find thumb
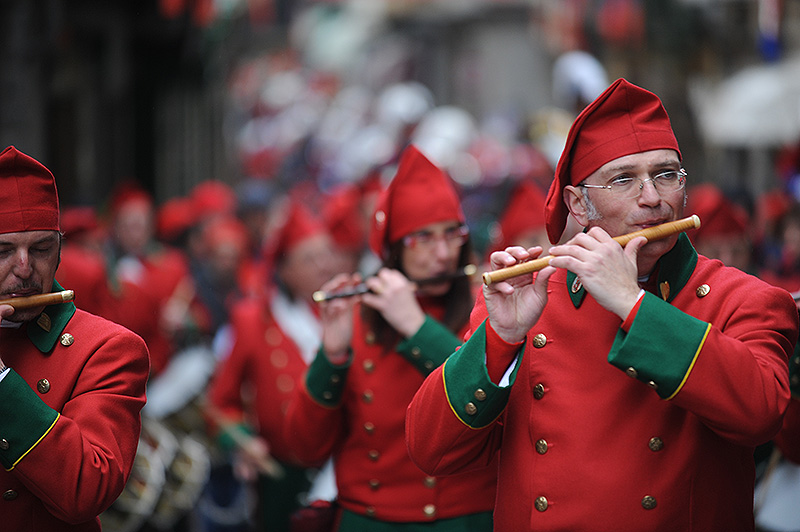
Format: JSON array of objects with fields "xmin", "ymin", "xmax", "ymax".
[{"xmin": 624, "ymin": 236, "xmax": 648, "ymax": 264}]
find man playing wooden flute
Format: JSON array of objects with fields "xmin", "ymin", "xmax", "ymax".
[
  {"xmin": 0, "ymin": 146, "xmax": 149, "ymax": 531},
  {"xmin": 405, "ymin": 78, "xmax": 799, "ymax": 531}
]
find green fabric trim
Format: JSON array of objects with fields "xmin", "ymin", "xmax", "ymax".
[
  {"xmin": 655, "ymin": 233, "xmax": 698, "ymax": 303},
  {"xmin": 217, "ymin": 422, "xmax": 255, "ymax": 454},
  {"xmin": 305, "ymin": 347, "xmax": 351, "ymax": 407},
  {"xmin": 0, "ymin": 370, "xmax": 60, "ymax": 470},
  {"xmin": 338, "ymin": 508, "xmax": 493, "ymax": 531},
  {"xmin": 396, "ymin": 316, "xmax": 461, "ymax": 376},
  {"xmin": 442, "ymin": 320, "xmax": 519, "ymax": 428},
  {"xmin": 565, "ymin": 233, "xmax": 698, "ymax": 307},
  {"xmin": 27, "ymin": 280, "xmax": 77, "ymax": 353},
  {"xmin": 608, "ymin": 292, "xmax": 709, "ymax": 399}
]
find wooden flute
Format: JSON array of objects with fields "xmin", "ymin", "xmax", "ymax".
[
  {"xmin": 313, "ymin": 264, "xmax": 478, "ymax": 303},
  {"xmin": 0, "ymin": 290, "xmax": 75, "ymax": 310},
  {"xmin": 482, "ymin": 215, "xmax": 701, "ymax": 286}
]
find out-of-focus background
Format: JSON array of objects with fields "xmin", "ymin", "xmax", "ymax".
[{"xmin": 7, "ymin": 1, "xmax": 800, "ymax": 531}]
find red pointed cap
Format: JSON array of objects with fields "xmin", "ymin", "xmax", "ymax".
[
  {"xmin": 0, "ymin": 146, "xmax": 60, "ymax": 234},
  {"xmin": 545, "ymin": 78, "xmax": 681, "ymax": 243},
  {"xmin": 369, "ymin": 144, "xmax": 464, "ymax": 259},
  {"xmin": 494, "ymin": 181, "xmax": 546, "ymax": 251}
]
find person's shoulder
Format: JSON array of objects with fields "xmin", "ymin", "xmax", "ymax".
[
  {"xmin": 70, "ymin": 308, "xmax": 147, "ymax": 343},
  {"xmin": 695, "ymin": 254, "xmax": 794, "ymax": 301}
]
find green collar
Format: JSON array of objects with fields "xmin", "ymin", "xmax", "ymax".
[
  {"xmin": 27, "ymin": 280, "xmax": 77, "ymax": 353},
  {"xmin": 567, "ymin": 233, "xmax": 698, "ymax": 308}
]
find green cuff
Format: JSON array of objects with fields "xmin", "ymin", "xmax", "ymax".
[
  {"xmin": 217, "ymin": 422, "xmax": 254, "ymax": 454},
  {"xmin": 442, "ymin": 320, "xmax": 519, "ymax": 428},
  {"xmin": 397, "ymin": 316, "xmax": 461, "ymax": 375},
  {"xmin": 306, "ymin": 347, "xmax": 351, "ymax": 407},
  {"xmin": 608, "ymin": 292, "xmax": 710, "ymax": 399},
  {"xmin": 0, "ymin": 370, "xmax": 59, "ymax": 470}
]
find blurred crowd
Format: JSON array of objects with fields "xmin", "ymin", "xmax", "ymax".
[{"xmin": 48, "ymin": 46, "xmax": 800, "ymax": 532}]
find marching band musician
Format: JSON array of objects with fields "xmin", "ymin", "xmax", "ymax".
[
  {"xmin": 283, "ymin": 144, "xmax": 497, "ymax": 531},
  {"xmin": 0, "ymin": 146, "xmax": 149, "ymax": 531},
  {"xmin": 405, "ymin": 79, "xmax": 799, "ymax": 531},
  {"xmin": 206, "ymin": 201, "xmax": 339, "ymax": 532}
]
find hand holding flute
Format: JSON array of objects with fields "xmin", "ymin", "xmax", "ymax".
[{"xmin": 484, "ymin": 216, "xmax": 700, "ymax": 344}]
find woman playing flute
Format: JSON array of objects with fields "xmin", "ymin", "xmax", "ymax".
[{"xmin": 284, "ymin": 145, "xmax": 496, "ymax": 531}]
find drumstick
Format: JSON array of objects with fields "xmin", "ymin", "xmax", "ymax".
[
  {"xmin": 0, "ymin": 290, "xmax": 75, "ymax": 310},
  {"xmin": 482, "ymin": 215, "xmax": 701, "ymax": 285}
]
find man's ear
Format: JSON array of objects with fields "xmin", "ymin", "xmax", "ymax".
[{"xmin": 563, "ymin": 185, "xmax": 589, "ymax": 226}]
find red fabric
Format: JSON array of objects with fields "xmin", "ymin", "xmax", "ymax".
[
  {"xmin": 284, "ymin": 300, "xmax": 497, "ymax": 522},
  {"xmin": 191, "ymin": 180, "xmax": 237, "ymax": 219},
  {"xmin": 685, "ymin": 184, "xmax": 749, "ymax": 241},
  {"xmin": 208, "ymin": 295, "xmax": 319, "ymax": 465},
  {"xmin": 775, "ymin": 398, "xmax": 800, "ymax": 464},
  {"xmin": 545, "ymin": 78, "xmax": 681, "ymax": 244},
  {"xmin": 0, "ymin": 310, "xmax": 149, "ymax": 531},
  {"xmin": 156, "ymin": 196, "xmax": 198, "ymax": 242},
  {"xmin": 485, "ymin": 319, "xmax": 523, "ymax": 383},
  {"xmin": 369, "ymin": 145, "xmax": 464, "ymax": 259},
  {"xmin": 267, "ymin": 201, "xmax": 325, "ymax": 264},
  {"xmin": 407, "ymin": 256, "xmax": 796, "ymax": 531},
  {"xmin": 493, "ymin": 180, "xmax": 547, "ymax": 252},
  {"xmin": 0, "ymin": 146, "xmax": 60, "ymax": 234}
]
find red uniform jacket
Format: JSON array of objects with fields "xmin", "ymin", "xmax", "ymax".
[
  {"xmin": 0, "ymin": 292, "xmax": 149, "ymax": 531},
  {"xmin": 407, "ymin": 235, "xmax": 798, "ymax": 532},
  {"xmin": 284, "ymin": 297, "xmax": 497, "ymax": 523},
  {"xmin": 208, "ymin": 292, "xmax": 318, "ymax": 464}
]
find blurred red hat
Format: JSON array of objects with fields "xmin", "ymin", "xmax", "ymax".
[
  {"xmin": 369, "ymin": 144, "xmax": 464, "ymax": 259},
  {"xmin": 61, "ymin": 205, "xmax": 99, "ymax": 238},
  {"xmin": 493, "ymin": 181, "xmax": 547, "ymax": 251},
  {"xmin": 269, "ymin": 201, "xmax": 326, "ymax": 262},
  {"xmin": 0, "ymin": 146, "xmax": 60, "ymax": 234},
  {"xmin": 545, "ymin": 78, "xmax": 681, "ymax": 244},
  {"xmin": 191, "ymin": 180, "xmax": 237, "ymax": 218},
  {"xmin": 324, "ymin": 186, "xmax": 366, "ymax": 252},
  {"xmin": 110, "ymin": 181, "xmax": 153, "ymax": 216},
  {"xmin": 685, "ymin": 184, "xmax": 749, "ymax": 241},
  {"xmin": 157, "ymin": 196, "xmax": 198, "ymax": 242},
  {"xmin": 203, "ymin": 215, "xmax": 250, "ymax": 255}
]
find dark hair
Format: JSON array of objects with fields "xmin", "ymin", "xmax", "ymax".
[{"xmin": 360, "ymin": 237, "xmax": 475, "ymax": 348}]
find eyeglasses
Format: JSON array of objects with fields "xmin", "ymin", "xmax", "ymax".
[
  {"xmin": 403, "ymin": 225, "xmax": 470, "ymax": 249},
  {"xmin": 578, "ymin": 168, "xmax": 687, "ymax": 199}
]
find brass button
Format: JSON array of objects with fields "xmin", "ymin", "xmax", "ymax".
[
  {"xmin": 364, "ymin": 422, "xmax": 375, "ymax": 434},
  {"xmin": 423, "ymin": 360, "xmax": 434, "ymax": 370},
  {"xmin": 37, "ymin": 379, "xmax": 50, "ymax": 393},
  {"xmin": 465, "ymin": 402, "xmax": 477, "ymax": 415},
  {"xmin": 411, "ymin": 347, "xmax": 422, "ymax": 359},
  {"xmin": 696, "ymin": 284, "xmax": 710, "ymax": 297},
  {"xmin": 330, "ymin": 374, "xmax": 340, "ymax": 384},
  {"xmin": 60, "ymin": 333, "xmax": 74, "ymax": 346},
  {"xmin": 265, "ymin": 327, "xmax": 281, "ymax": 346},
  {"xmin": 533, "ymin": 383, "xmax": 545, "ymax": 400},
  {"xmin": 625, "ymin": 367, "xmax": 638, "ymax": 379},
  {"xmin": 474, "ymin": 388, "xmax": 487, "ymax": 401},
  {"xmin": 363, "ymin": 359, "xmax": 375, "ymax": 373},
  {"xmin": 649, "ymin": 437, "xmax": 664, "ymax": 452},
  {"xmin": 368, "ymin": 450, "xmax": 380, "ymax": 461},
  {"xmin": 423, "ymin": 504, "xmax": 436, "ymax": 517},
  {"xmin": 532, "ymin": 333, "xmax": 547, "ymax": 348},
  {"xmin": 375, "ymin": 210, "xmax": 386, "ymax": 225},
  {"xmin": 2, "ymin": 489, "xmax": 17, "ymax": 501},
  {"xmin": 276, "ymin": 374, "xmax": 294, "ymax": 393},
  {"xmin": 641, "ymin": 495, "xmax": 657, "ymax": 509},
  {"xmin": 0, "ymin": 439, "xmax": 8, "ymax": 450},
  {"xmin": 424, "ymin": 476, "xmax": 436, "ymax": 488},
  {"xmin": 365, "ymin": 331, "xmax": 377, "ymax": 345},
  {"xmin": 365, "ymin": 506, "xmax": 376, "ymax": 517},
  {"xmin": 270, "ymin": 349, "xmax": 288, "ymax": 368},
  {"xmin": 535, "ymin": 439, "xmax": 548, "ymax": 454},
  {"xmin": 534, "ymin": 496, "xmax": 548, "ymax": 511},
  {"xmin": 322, "ymin": 391, "xmax": 333, "ymax": 400},
  {"xmin": 362, "ymin": 390, "xmax": 374, "ymax": 403},
  {"xmin": 648, "ymin": 380, "xmax": 658, "ymax": 390},
  {"xmin": 369, "ymin": 479, "xmax": 380, "ymax": 490}
]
